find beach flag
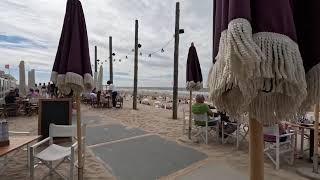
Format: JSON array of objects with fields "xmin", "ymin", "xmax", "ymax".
[{"xmin": 4, "ymin": 64, "xmax": 9, "ymax": 69}]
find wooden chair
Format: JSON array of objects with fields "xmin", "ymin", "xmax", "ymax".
[
  {"xmin": 116, "ymin": 96, "xmax": 123, "ymax": 108},
  {"xmin": 5, "ymin": 103, "xmax": 18, "ymax": 117}
]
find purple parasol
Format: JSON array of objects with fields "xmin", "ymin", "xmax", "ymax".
[
  {"xmin": 186, "ymin": 42, "xmax": 203, "ymax": 140},
  {"xmin": 295, "ymin": 0, "xmax": 320, "ymax": 112},
  {"xmin": 208, "ymin": 0, "xmax": 307, "ymax": 124},
  {"xmin": 186, "ymin": 43, "xmax": 203, "ymax": 91},
  {"xmin": 51, "ymin": 0, "xmax": 93, "ymax": 94},
  {"xmin": 50, "ymin": 0, "xmax": 93, "ymax": 179}
]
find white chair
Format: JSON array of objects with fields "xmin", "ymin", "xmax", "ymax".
[
  {"xmin": 221, "ymin": 118, "xmax": 249, "ymax": 149},
  {"xmin": 193, "ymin": 113, "xmax": 220, "ymax": 144},
  {"xmin": 29, "ymin": 124, "xmax": 86, "ymax": 180},
  {"xmin": 263, "ymin": 124, "xmax": 295, "ymax": 170}
]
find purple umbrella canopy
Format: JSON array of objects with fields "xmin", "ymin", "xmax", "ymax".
[
  {"xmin": 295, "ymin": 0, "xmax": 320, "ymax": 112},
  {"xmin": 51, "ymin": 0, "xmax": 93, "ymax": 94},
  {"xmin": 186, "ymin": 43, "xmax": 203, "ymax": 91},
  {"xmin": 207, "ymin": 0, "xmax": 317, "ymax": 124}
]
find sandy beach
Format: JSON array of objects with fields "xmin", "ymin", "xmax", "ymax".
[{"xmin": 1, "ymin": 98, "xmax": 312, "ymax": 180}]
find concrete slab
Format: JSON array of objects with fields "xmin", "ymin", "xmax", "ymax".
[
  {"xmin": 86, "ymin": 124, "xmax": 147, "ymax": 146},
  {"xmin": 176, "ymin": 161, "xmax": 247, "ymax": 180},
  {"xmin": 91, "ymin": 135, "xmax": 207, "ymax": 180}
]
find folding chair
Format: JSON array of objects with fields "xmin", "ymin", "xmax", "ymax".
[
  {"xmin": 193, "ymin": 113, "xmax": 220, "ymax": 144},
  {"xmin": 29, "ymin": 124, "xmax": 86, "ymax": 180},
  {"xmin": 221, "ymin": 116, "xmax": 249, "ymax": 149},
  {"xmin": 264, "ymin": 124, "xmax": 295, "ymax": 170}
]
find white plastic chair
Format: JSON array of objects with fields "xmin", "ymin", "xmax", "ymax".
[
  {"xmin": 29, "ymin": 124, "xmax": 86, "ymax": 180},
  {"xmin": 263, "ymin": 124, "xmax": 295, "ymax": 170},
  {"xmin": 193, "ymin": 113, "xmax": 220, "ymax": 144}
]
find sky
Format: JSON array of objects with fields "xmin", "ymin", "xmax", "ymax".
[{"xmin": 0, "ymin": 0, "xmax": 213, "ymax": 87}]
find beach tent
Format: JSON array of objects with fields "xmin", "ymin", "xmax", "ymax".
[
  {"xmin": 186, "ymin": 42, "xmax": 203, "ymax": 139},
  {"xmin": 19, "ymin": 61, "xmax": 26, "ymax": 96},
  {"xmin": 51, "ymin": 0, "xmax": 93, "ymax": 179},
  {"xmin": 97, "ymin": 65, "xmax": 103, "ymax": 91}
]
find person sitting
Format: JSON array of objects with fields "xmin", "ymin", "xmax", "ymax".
[
  {"xmin": 192, "ymin": 94, "xmax": 217, "ymax": 126},
  {"xmin": 27, "ymin": 88, "xmax": 38, "ymax": 98},
  {"xmin": 14, "ymin": 88, "xmax": 20, "ymax": 98},
  {"xmin": 5, "ymin": 88, "xmax": 17, "ymax": 104},
  {"xmin": 35, "ymin": 89, "xmax": 40, "ymax": 96}
]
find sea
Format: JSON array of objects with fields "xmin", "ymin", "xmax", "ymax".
[{"xmin": 118, "ymin": 87, "xmax": 209, "ymax": 97}]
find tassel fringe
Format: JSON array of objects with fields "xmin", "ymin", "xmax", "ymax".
[
  {"xmin": 300, "ymin": 63, "xmax": 320, "ymax": 113},
  {"xmin": 51, "ymin": 71, "xmax": 94, "ymax": 94},
  {"xmin": 208, "ymin": 18, "xmax": 307, "ymax": 125}
]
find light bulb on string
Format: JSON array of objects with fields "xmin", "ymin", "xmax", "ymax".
[{"xmin": 161, "ymin": 48, "xmax": 164, "ymax": 53}]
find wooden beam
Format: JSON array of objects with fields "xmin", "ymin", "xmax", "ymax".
[
  {"xmin": 172, "ymin": 2, "xmax": 180, "ymax": 119},
  {"xmin": 133, "ymin": 20, "xmax": 139, "ymax": 110},
  {"xmin": 109, "ymin": 36, "xmax": 113, "ymax": 82}
]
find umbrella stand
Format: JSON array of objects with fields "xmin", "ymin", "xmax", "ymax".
[
  {"xmin": 249, "ymin": 117, "xmax": 264, "ymax": 180},
  {"xmin": 313, "ymin": 103, "xmax": 319, "ymax": 173},
  {"xmin": 76, "ymin": 94, "xmax": 84, "ymax": 180},
  {"xmin": 188, "ymin": 90, "xmax": 192, "ymax": 139}
]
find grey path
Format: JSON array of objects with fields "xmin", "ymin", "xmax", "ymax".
[
  {"xmin": 86, "ymin": 124, "xmax": 147, "ymax": 146},
  {"xmin": 91, "ymin": 135, "xmax": 207, "ymax": 180},
  {"xmin": 176, "ymin": 161, "xmax": 247, "ymax": 180}
]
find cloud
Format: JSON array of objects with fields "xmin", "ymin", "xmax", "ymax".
[{"xmin": 0, "ymin": 0, "xmax": 213, "ymax": 87}]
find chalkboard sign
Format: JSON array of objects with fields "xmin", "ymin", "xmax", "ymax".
[{"xmin": 38, "ymin": 98, "xmax": 72, "ymax": 138}]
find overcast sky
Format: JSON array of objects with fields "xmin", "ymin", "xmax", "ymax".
[{"xmin": 0, "ymin": 0, "xmax": 213, "ymax": 87}]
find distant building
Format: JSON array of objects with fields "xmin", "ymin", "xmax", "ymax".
[{"xmin": 0, "ymin": 73, "xmax": 17, "ymax": 100}]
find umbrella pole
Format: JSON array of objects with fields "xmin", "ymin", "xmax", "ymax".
[
  {"xmin": 313, "ymin": 103, "xmax": 319, "ymax": 173},
  {"xmin": 76, "ymin": 94, "xmax": 84, "ymax": 180},
  {"xmin": 249, "ymin": 117, "xmax": 264, "ymax": 180},
  {"xmin": 188, "ymin": 90, "xmax": 192, "ymax": 139}
]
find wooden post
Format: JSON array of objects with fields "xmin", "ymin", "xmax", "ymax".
[
  {"xmin": 188, "ymin": 90, "xmax": 192, "ymax": 139},
  {"xmin": 172, "ymin": 2, "xmax": 180, "ymax": 119},
  {"xmin": 76, "ymin": 94, "xmax": 83, "ymax": 180},
  {"xmin": 313, "ymin": 103, "xmax": 319, "ymax": 173},
  {"xmin": 94, "ymin": 46, "xmax": 97, "ymax": 89},
  {"xmin": 109, "ymin": 36, "xmax": 113, "ymax": 82},
  {"xmin": 133, "ymin": 20, "xmax": 139, "ymax": 110},
  {"xmin": 94, "ymin": 46, "xmax": 97, "ymax": 73},
  {"xmin": 249, "ymin": 118, "xmax": 264, "ymax": 180}
]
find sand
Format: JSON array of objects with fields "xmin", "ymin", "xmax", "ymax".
[{"xmin": 1, "ymin": 99, "xmax": 312, "ymax": 180}]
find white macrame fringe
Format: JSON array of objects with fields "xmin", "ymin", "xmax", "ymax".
[
  {"xmin": 186, "ymin": 81, "xmax": 203, "ymax": 91},
  {"xmin": 300, "ymin": 63, "xmax": 320, "ymax": 113},
  {"xmin": 51, "ymin": 71, "xmax": 94, "ymax": 95},
  {"xmin": 208, "ymin": 18, "xmax": 307, "ymax": 125}
]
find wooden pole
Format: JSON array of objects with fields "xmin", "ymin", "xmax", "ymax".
[
  {"xmin": 313, "ymin": 103, "xmax": 319, "ymax": 173},
  {"xmin": 94, "ymin": 46, "xmax": 97, "ymax": 73},
  {"xmin": 76, "ymin": 94, "xmax": 83, "ymax": 180},
  {"xmin": 188, "ymin": 90, "xmax": 192, "ymax": 139},
  {"xmin": 94, "ymin": 46, "xmax": 97, "ymax": 89},
  {"xmin": 133, "ymin": 20, "xmax": 139, "ymax": 110},
  {"xmin": 249, "ymin": 117, "xmax": 264, "ymax": 180},
  {"xmin": 172, "ymin": 2, "xmax": 180, "ymax": 119},
  {"xmin": 109, "ymin": 36, "xmax": 113, "ymax": 82}
]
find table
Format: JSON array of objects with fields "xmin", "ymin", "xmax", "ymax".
[{"xmin": 0, "ymin": 136, "xmax": 41, "ymax": 174}]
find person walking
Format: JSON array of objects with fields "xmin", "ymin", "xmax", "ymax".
[{"xmin": 107, "ymin": 80, "xmax": 117, "ymax": 108}]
